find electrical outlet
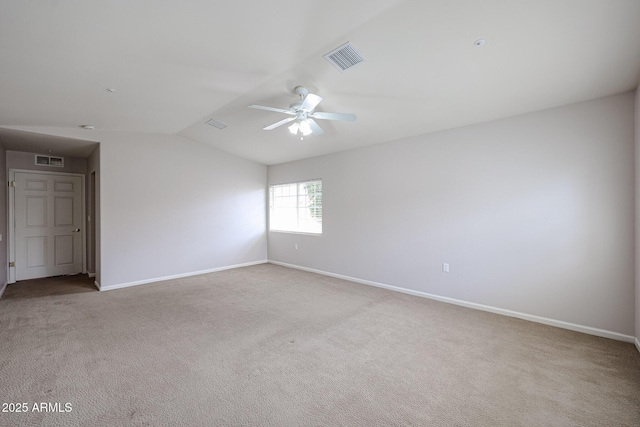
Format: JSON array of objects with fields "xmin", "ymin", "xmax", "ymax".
[
  {"xmin": 294, "ymin": 243, "xmax": 298, "ymax": 250},
  {"xmin": 442, "ymin": 263, "xmax": 449, "ymax": 273}
]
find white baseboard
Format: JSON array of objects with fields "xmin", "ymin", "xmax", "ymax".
[
  {"xmin": 269, "ymin": 260, "xmax": 636, "ymax": 344},
  {"xmin": 635, "ymin": 338, "xmax": 640, "ymax": 354},
  {"xmin": 98, "ymin": 260, "xmax": 268, "ymax": 292},
  {"xmin": 0, "ymin": 282, "xmax": 7, "ymax": 300},
  {"xmin": 88, "ymin": 272, "xmax": 96, "ymax": 278},
  {"xmin": 93, "ymin": 280, "xmax": 101, "ymax": 291}
]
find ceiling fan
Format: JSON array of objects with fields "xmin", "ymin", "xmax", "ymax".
[{"xmin": 248, "ymin": 86, "xmax": 356, "ymax": 139}]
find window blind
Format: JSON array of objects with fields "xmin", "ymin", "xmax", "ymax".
[{"xmin": 269, "ymin": 179, "xmax": 322, "ymax": 234}]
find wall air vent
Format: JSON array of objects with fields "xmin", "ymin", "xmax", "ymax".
[
  {"xmin": 35, "ymin": 155, "xmax": 64, "ymax": 167},
  {"xmin": 324, "ymin": 41, "xmax": 366, "ymax": 72},
  {"xmin": 206, "ymin": 118, "xmax": 227, "ymax": 129}
]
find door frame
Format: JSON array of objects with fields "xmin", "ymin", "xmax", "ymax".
[{"xmin": 8, "ymin": 169, "xmax": 87, "ymax": 284}]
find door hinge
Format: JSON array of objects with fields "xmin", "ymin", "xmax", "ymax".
[
  {"xmin": 8, "ymin": 181, "xmax": 15, "ymax": 187},
  {"xmin": 9, "ymin": 261, "xmax": 15, "ymax": 267}
]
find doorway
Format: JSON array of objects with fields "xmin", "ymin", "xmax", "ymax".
[{"xmin": 8, "ymin": 169, "xmax": 86, "ymax": 283}]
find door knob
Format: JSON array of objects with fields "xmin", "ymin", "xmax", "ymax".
[{"xmin": 73, "ymin": 228, "xmax": 81, "ymax": 232}]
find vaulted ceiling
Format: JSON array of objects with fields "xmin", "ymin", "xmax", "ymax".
[{"xmin": 1, "ymin": 0, "xmax": 639, "ymax": 165}]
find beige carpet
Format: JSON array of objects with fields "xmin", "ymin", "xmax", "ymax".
[{"xmin": 1, "ymin": 264, "xmax": 639, "ymax": 426}]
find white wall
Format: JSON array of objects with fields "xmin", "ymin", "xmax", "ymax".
[
  {"xmin": 635, "ymin": 88, "xmax": 640, "ymax": 349},
  {"xmin": 269, "ymin": 92, "xmax": 636, "ymax": 337},
  {"xmin": 0, "ymin": 142, "xmax": 5, "ymax": 295},
  {"xmin": 98, "ymin": 132, "xmax": 267, "ymax": 288},
  {"xmin": 6, "ymin": 150, "xmax": 87, "ymax": 175}
]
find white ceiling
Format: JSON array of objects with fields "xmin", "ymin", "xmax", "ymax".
[{"xmin": 1, "ymin": 0, "xmax": 639, "ymax": 165}]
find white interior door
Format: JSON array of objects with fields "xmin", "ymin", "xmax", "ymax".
[{"xmin": 13, "ymin": 171, "xmax": 84, "ymax": 281}]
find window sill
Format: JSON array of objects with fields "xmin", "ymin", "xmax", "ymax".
[{"xmin": 269, "ymin": 230, "xmax": 322, "ymax": 236}]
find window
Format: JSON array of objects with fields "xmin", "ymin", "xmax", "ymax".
[{"xmin": 269, "ymin": 179, "xmax": 322, "ymax": 234}]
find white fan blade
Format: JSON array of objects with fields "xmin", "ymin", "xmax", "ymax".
[
  {"xmin": 309, "ymin": 111, "xmax": 356, "ymax": 121},
  {"xmin": 263, "ymin": 117, "xmax": 295, "ymax": 130},
  {"xmin": 307, "ymin": 119, "xmax": 324, "ymax": 136},
  {"xmin": 300, "ymin": 93, "xmax": 323, "ymax": 112},
  {"xmin": 248, "ymin": 104, "xmax": 295, "ymax": 115}
]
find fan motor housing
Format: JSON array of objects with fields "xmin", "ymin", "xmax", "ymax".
[{"xmin": 294, "ymin": 85, "xmax": 309, "ymax": 98}]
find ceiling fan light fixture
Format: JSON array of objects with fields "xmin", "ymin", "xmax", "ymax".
[
  {"xmin": 288, "ymin": 122, "xmax": 300, "ymax": 134},
  {"xmin": 299, "ymin": 120, "xmax": 312, "ymax": 136}
]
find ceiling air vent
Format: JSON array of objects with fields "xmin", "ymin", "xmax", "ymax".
[
  {"xmin": 324, "ymin": 41, "xmax": 366, "ymax": 72},
  {"xmin": 35, "ymin": 154, "xmax": 64, "ymax": 167},
  {"xmin": 206, "ymin": 118, "xmax": 227, "ymax": 129}
]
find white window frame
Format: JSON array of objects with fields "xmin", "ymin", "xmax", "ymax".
[{"xmin": 269, "ymin": 179, "xmax": 322, "ymax": 235}]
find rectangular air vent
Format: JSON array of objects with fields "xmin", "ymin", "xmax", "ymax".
[
  {"xmin": 324, "ymin": 41, "xmax": 366, "ymax": 72},
  {"xmin": 206, "ymin": 118, "xmax": 227, "ymax": 129},
  {"xmin": 35, "ymin": 155, "xmax": 64, "ymax": 167}
]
